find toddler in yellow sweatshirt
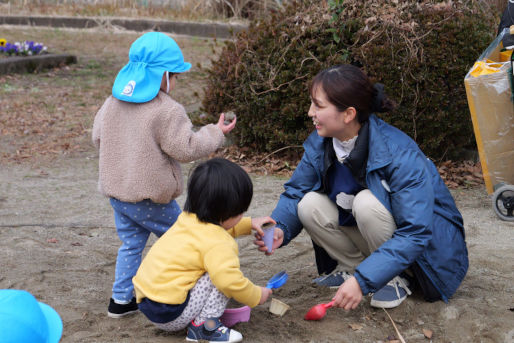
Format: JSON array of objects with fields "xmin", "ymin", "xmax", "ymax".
[{"xmin": 133, "ymin": 158, "xmax": 274, "ymax": 343}]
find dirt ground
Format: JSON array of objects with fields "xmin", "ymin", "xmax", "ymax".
[
  {"xmin": 0, "ymin": 154, "xmax": 513, "ymax": 343},
  {"xmin": 0, "ymin": 25, "xmax": 513, "ymax": 343}
]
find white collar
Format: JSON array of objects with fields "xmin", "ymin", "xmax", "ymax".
[{"xmin": 333, "ymin": 136, "xmax": 358, "ymax": 162}]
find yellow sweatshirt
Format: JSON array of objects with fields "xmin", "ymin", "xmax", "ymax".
[{"xmin": 133, "ymin": 212, "xmax": 262, "ymax": 308}]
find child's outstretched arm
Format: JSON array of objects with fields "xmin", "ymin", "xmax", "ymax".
[
  {"xmin": 159, "ymin": 103, "xmax": 226, "ymax": 162},
  {"xmin": 259, "ymin": 287, "xmax": 272, "ymax": 305},
  {"xmin": 217, "ymin": 112, "xmax": 236, "ymax": 134}
]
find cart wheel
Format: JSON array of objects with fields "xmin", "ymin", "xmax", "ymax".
[{"xmin": 492, "ymin": 184, "xmax": 514, "ymax": 221}]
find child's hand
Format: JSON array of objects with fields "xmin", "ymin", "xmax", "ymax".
[
  {"xmin": 217, "ymin": 113, "xmax": 236, "ymax": 134},
  {"xmin": 259, "ymin": 286, "xmax": 272, "ymax": 305},
  {"xmin": 251, "ymin": 217, "xmax": 275, "ymax": 237},
  {"xmin": 252, "ymin": 217, "xmax": 283, "ymax": 255}
]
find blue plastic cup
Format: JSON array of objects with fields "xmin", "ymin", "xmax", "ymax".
[{"xmin": 262, "ymin": 223, "xmax": 275, "ymax": 253}]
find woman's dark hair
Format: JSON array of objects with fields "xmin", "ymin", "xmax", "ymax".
[
  {"xmin": 184, "ymin": 158, "xmax": 253, "ymax": 225},
  {"xmin": 309, "ymin": 64, "xmax": 396, "ymax": 123}
]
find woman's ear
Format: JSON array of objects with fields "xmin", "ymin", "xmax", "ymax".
[{"xmin": 343, "ymin": 107, "xmax": 357, "ymax": 124}]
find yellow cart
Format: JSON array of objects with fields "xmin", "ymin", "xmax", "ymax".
[{"xmin": 464, "ymin": 27, "xmax": 514, "ymax": 221}]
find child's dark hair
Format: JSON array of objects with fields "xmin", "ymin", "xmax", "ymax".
[
  {"xmin": 184, "ymin": 158, "xmax": 253, "ymax": 225},
  {"xmin": 309, "ymin": 64, "xmax": 396, "ymax": 123}
]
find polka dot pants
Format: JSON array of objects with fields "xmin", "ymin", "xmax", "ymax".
[
  {"xmin": 110, "ymin": 198, "xmax": 181, "ymax": 302},
  {"xmin": 154, "ymin": 273, "xmax": 229, "ymax": 331}
]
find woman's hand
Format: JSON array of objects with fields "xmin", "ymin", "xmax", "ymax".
[
  {"xmin": 217, "ymin": 113, "xmax": 236, "ymax": 134},
  {"xmin": 259, "ymin": 286, "xmax": 272, "ymax": 305},
  {"xmin": 251, "ymin": 217, "xmax": 284, "ymax": 255},
  {"xmin": 332, "ymin": 276, "xmax": 362, "ymax": 310}
]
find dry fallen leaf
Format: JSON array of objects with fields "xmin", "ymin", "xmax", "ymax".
[
  {"xmin": 423, "ymin": 328, "xmax": 433, "ymax": 339},
  {"xmin": 349, "ymin": 323, "xmax": 363, "ymax": 331}
]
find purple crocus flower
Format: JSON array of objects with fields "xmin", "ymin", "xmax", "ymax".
[{"xmin": 0, "ymin": 39, "xmax": 48, "ymax": 56}]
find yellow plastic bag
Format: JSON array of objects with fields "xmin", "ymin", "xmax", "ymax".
[
  {"xmin": 499, "ymin": 49, "xmax": 513, "ymax": 62},
  {"xmin": 469, "ymin": 59, "xmax": 504, "ymax": 77},
  {"xmin": 464, "ymin": 28, "xmax": 514, "ymax": 194}
]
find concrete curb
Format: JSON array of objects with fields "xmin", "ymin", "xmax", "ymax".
[
  {"xmin": 0, "ymin": 54, "xmax": 77, "ymax": 75},
  {"xmin": 0, "ymin": 15, "xmax": 248, "ymax": 39}
]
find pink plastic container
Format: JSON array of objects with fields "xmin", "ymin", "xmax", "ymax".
[{"xmin": 219, "ymin": 306, "xmax": 251, "ymax": 327}]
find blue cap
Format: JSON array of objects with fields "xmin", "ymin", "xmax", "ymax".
[
  {"xmin": 112, "ymin": 32, "xmax": 192, "ymax": 103},
  {"xmin": 0, "ymin": 289, "xmax": 63, "ymax": 343}
]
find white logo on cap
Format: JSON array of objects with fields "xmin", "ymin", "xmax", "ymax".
[{"xmin": 122, "ymin": 80, "xmax": 136, "ymax": 96}]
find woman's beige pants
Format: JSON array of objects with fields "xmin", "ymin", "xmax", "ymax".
[{"xmin": 298, "ymin": 190, "xmax": 396, "ymax": 272}]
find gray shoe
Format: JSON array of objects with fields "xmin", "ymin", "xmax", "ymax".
[
  {"xmin": 312, "ymin": 271, "xmax": 353, "ymax": 289},
  {"xmin": 370, "ymin": 276, "xmax": 412, "ymax": 309}
]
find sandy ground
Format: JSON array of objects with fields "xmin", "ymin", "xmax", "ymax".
[{"xmin": 0, "ymin": 153, "xmax": 513, "ymax": 343}]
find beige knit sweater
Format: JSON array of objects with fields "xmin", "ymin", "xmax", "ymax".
[{"xmin": 92, "ymin": 91, "xmax": 225, "ymax": 204}]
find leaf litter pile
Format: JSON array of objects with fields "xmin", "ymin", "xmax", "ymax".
[
  {"xmin": 0, "ymin": 25, "xmax": 484, "ymax": 190},
  {"xmin": 0, "ymin": 64, "xmax": 484, "ymax": 190},
  {"xmin": 0, "ymin": 68, "xmax": 99, "ymax": 164},
  {"xmin": 212, "ymin": 145, "xmax": 484, "ymax": 189}
]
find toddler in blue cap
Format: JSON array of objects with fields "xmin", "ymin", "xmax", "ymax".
[
  {"xmin": 92, "ymin": 32, "xmax": 236, "ymax": 318},
  {"xmin": 0, "ymin": 289, "xmax": 63, "ymax": 343}
]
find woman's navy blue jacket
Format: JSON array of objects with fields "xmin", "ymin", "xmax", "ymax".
[{"xmin": 271, "ymin": 115, "xmax": 468, "ymax": 301}]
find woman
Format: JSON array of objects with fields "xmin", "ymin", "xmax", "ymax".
[{"xmin": 254, "ymin": 64, "xmax": 468, "ymax": 310}]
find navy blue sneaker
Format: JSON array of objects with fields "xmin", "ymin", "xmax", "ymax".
[
  {"xmin": 370, "ymin": 276, "xmax": 412, "ymax": 308},
  {"xmin": 312, "ymin": 271, "xmax": 352, "ymax": 289},
  {"xmin": 186, "ymin": 318, "xmax": 242, "ymax": 343}
]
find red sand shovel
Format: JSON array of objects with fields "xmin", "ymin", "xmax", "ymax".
[{"xmin": 304, "ymin": 300, "xmax": 335, "ymax": 320}]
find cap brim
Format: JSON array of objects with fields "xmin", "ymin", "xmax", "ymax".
[
  {"xmin": 169, "ymin": 62, "xmax": 192, "ymax": 73},
  {"xmin": 39, "ymin": 302, "xmax": 63, "ymax": 343}
]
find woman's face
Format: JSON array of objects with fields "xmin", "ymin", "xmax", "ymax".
[{"xmin": 308, "ymin": 85, "xmax": 347, "ymax": 139}]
